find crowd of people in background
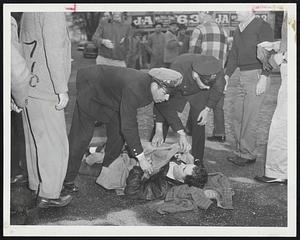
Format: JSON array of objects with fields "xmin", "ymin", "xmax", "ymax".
[{"xmin": 10, "ymin": 10, "xmax": 288, "ymax": 212}]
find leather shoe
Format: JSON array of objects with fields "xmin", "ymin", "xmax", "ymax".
[
  {"xmin": 11, "ymin": 174, "xmax": 28, "ymax": 185},
  {"xmin": 227, "ymin": 156, "xmax": 256, "ymax": 166},
  {"xmin": 207, "ymin": 136, "xmax": 226, "ymax": 143},
  {"xmin": 37, "ymin": 194, "xmax": 72, "ymax": 208},
  {"xmin": 63, "ymin": 181, "xmax": 79, "ymax": 193},
  {"xmin": 254, "ymin": 175, "xmax": 287, "ymax": 184}
]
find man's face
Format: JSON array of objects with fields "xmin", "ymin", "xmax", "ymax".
[
  {"xmin": 236, "ymin": 11, "xmax": 252, "ymax": 22},
  {"xmin": 155, "ymin": 24, "xmax": 162, "ymax": 33},
  {"xmin": 112, "ymin": 12, "xmax": 122, "ymax": 22},
  {"xmin": 103, "ymin": 12, "xmax": 111, "ymax": 21},
  {"xmin": 153, "ymin": 86, "xmax": 170, "ymax": 103},
  {"xmin": 197, "ymin": 12, "xmax": 206, "ymax": 24},
  {"xmin": 173, "ymin": 163, "xmax": 195, "ymax": 181},
  {"xmin": 169, "ymin": 23, "xmax": 178, "ymax": 33}
]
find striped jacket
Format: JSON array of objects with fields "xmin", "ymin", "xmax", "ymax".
[{"xmin": 189, "ymin": 21, "xmax": 228, "ymax": 67}]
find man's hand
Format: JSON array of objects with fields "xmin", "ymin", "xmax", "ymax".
[
  {"xmin": 273, "ymin": 52, "xmax": 285, "ymax": 65},
  {"xmin": 178, "ymin": 41, "xmax": 183, "ymax": 46},
  {"xmin": 151, "ymin": 122, "xmax": 164, "ymax": 147},
  {"xmin": 197, "ymin": 107, "xmax": 210, "ymax": 126},
  {"xmin": 56, "ymin": 92, "xmax": 69, "ymax": 110},
  {"xmin": 11, "ymin": 98, "xmax": 22, "ymax": 113},
  {"xmin": 256, "ymin": 75, "xmax": 268, "ymax": 96},
  {"xmin": 136, "ymin": 152, "xmax": 153, "ymax": 175},
  {"xmin": 102, "ymin": 39, "xmax": 114, "ymax": 49},
  {"xmin": 151, "ymin": 131, "xmax": 164, "ymax": 147},
  {"xmin": 224, "ymin": 75, "xmax": 229, "ymax": 93},
  {"xmin": 177, "ymin": 130, "xmax": 191, "ymax": 152}
]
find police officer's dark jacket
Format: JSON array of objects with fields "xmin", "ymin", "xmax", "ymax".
[
  {"xmin": 154, "ymin": 54, "xmax": 226, "ymax": 132},
  {"xmin": 76, "ymin": 65, "xmax": 156, "ymax": 157}
]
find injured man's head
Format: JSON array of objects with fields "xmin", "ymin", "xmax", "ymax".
[{"xmin": 168, "ymin": 155, "xmax": 208, "ymax": 189}]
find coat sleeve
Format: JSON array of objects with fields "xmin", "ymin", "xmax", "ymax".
[
  {"xmin": 120, "ymin": 87, "xmax": 144, "ymax": 157},
  {"xmin": 11, "ymin": 17, "xmax": 30, "ymax": 108},
  {"xmin": 206, "ymin": 70, "xmax": 226, "ymax": 109},
  {"xmin": 154, "ymin": 91, "xmax": 186, "ymax": 132},
  {"xmin": 258, "ymin": 20, "xmax": 275, "ymax": 77},
  {"xmin": 165, "ymin": 32, "xmax": 180, "ymax": 49},
  {"xmin": 225, "ymin": 30, "xmax": 238, "ymax": 77},
  {"xmin": 189, "ymin": 27, "xmax": 202, "ymax": 53},
  {"xmin": 92, "ymin": 22, "xmax": 104, "ymax": 48},
  {"xmin": 40, "ymin": 13, "xmax": 70, "ymax": 94}
]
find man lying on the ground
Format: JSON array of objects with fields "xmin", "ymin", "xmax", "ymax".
[
  {"xmin": 124, "ymin": 153, "xmax": 208, "ymax": 200},
  {"xmin": 63, "ymin": 65, "xmax": 191, "ymax": 193}
]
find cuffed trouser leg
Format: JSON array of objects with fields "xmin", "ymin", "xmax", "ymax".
[
  {"xmin": 212, "ymin": 95, "xmax": 225, "ymax": 137},
  {"xmin": 189, "ymin": 108, "xmax": 205, "ymax": 161},
  {"xmin": 65, "ymin": 101, "xmax": 95, "ymax": 183},
  {"xmin": 232, "ymin": 69, "xmax": 269, "ymax": 160},
  {"xmin": 187, "ymin": 91, "xmax": 208, "ymax": 161},
  {"xmin": 102, "ymin": 112, "xmax": 125, "ymax": 167},
  {"xmin": 23, "ymin": 97, "xmax": 68, "ymax": 199},
  {"xmin": 265, "ymin": 63, "xmax": 287, "ymax": 179}
]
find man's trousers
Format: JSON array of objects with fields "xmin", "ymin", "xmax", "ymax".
[
  {"xmin": 212, "ymin": 95, "xmax": 225, "ymax": 137},
  {"xmin": 64, "ymin": 100, "xmax": 125, "ymax": 183},
  {"xmin": 151, "ymin": 90, "xmax": 209, "ymax": 161},
  {"xmin": 231, "ymin": 69, "xmax": 270, "ymax": 160},
  {"xmin": 22, "ymin": 97, "xmax": 68, "ymax": 199},
  {"xmin": 265, "ymin": 63, "xmax": 287, "ymax": 179},
  {"xmin": 11, "ymin": 111, "xmax": 27, "ymax": 178}
]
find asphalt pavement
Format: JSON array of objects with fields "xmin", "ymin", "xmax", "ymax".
[{"xmin": 9, "ymin": 43, "xmax": 287, "ymax": 228}]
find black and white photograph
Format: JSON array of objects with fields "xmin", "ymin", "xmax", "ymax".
[{"xmin": 3, "ymin": 2, "xmax": 297, "ymax": 237}]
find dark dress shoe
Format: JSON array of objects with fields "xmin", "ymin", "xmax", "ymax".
[
  {"xmin": 207, "ymin": 136, "xmax": 226, "ymax": 143},
  {"xmin": 63, "ymin": 182, "xmax": 79, "ymax": 193},
  {"xmin": 11, "ymin": 174, "xmax": 29, "ymax": 185},
  {"xmin": 254, "ymin": 176, "xmax": 287, "ymax": 184},
  {"xmin": 37, "ymin": 194, "xmax": 73, "ymax": 208},
  {"xmin": 227, "ymin": 156, "xmax": 256, "ymax": 166}
]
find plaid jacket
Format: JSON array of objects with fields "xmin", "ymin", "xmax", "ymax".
[{"xmin": 189, "ymin": 21, "xmax": 228, "ymax": 67}]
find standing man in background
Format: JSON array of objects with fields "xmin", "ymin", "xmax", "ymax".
[
  {"xmin": 164, "ymin": 20, "xmax": 183, "ymax": 68},
  {"xmin": 224, "ymin": 10, "xmax": 274, "ymax": 166},
  {"xmin": 92, "ymin": 12, "xmax": 132, "ymax": 67},
  {"xmin": 20, "ymin": 12, "xmax": 72, "ymax": 208},
  {"xmin": 147, "ymin": 22, "xmax": 165, "ymax": 68},
  {"xmin": 255, "ymin": 12, "xmax": 288, "ymax": 184},
  {"xmin": 189, "ymin": 11, "xmax": 228, "ymax": 143},
  {"xmin": 177, "ymin": 24, "xmax": 190, "ymax": 55}
]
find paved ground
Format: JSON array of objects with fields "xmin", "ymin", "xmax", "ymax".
[{"xmin": 10, "ymin": 43, "xmax": 287, "ymax": 228}]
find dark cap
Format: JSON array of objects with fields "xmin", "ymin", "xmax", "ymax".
[
  {"xmin": 169, "ymin": 19, "xmax": 179, "ymax": 26},
  {"xmin": 178, "ymin": 23, "xmax": 187, "ymax": 30},
  {"xmin": 192, "ymin": 55, "xmax": 222, "ymax": 75},
  {"xmin": 153, "ymin": 21, "xmax": 163, "ymax": 27}
]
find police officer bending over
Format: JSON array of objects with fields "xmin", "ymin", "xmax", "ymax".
[
  {"xmin": 152, "ymin": 54, "xmax": 225, "ymax": 162},
  {"xmin": 63, "ymin": 65, "xmax": 189, "ymax": 193}
]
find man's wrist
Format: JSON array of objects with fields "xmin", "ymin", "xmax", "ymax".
[
  {"xmin": 177, "ymin": 130, "xmax": 186, "ymax": 137},
  {"xmin": 136, "ymin": 152, "xmax": 145, "ymax": 161}
]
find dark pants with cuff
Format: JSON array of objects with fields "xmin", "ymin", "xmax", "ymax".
[
  {"xmin": 64, "ymin": 97, "xmax": 125, "ymax": 183},
  {"xmin": 150, "ymin": 91, "xmax": 208, "ymax": 161}
]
